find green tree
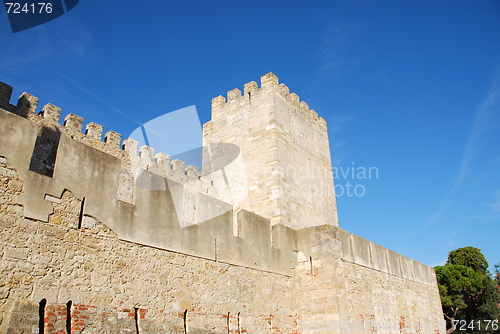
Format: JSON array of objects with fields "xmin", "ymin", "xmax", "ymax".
[
  {"xmin": 435, "ymin": 264, "xmax": 483, "ymax": 332},
  {"xmin": 477, "ymin": 275, "xmax": 500, "ymax": 322},
  {"xmin": 435, "ymin": 247, "xmax": 500, "ymax": 334},
  {"xmin": 448, "ymin": 247, "xmax": 489, "ymax": 275}
]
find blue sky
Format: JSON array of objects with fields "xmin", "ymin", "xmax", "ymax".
[{"xmin": 1, "ymin": 1, "xmax": 499, "ymax": 269}]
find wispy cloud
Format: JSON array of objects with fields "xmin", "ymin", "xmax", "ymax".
[
  {"xmin": 330, "ymin": 140, "xmax": 348, "ymax": 168},
  {"xmin": 323, "ymin": 112, "xmax": 353, "ymax": 166},
  {"xmin": 426, "ymin": 69, "xmax": 500, "ymax": 226},
  {"xmin": 0, "ymin": 16, "xmax": 92, "ymax": 73},
  {"xmin": 326, "ymin": 112, "xmax": 354, "ymax": 133},
  {"xmin": 312, "ymin": 19, "xmax": 371, "ymax": 167},
  {"xmin": 491, "ymin": 192, "xmax": 500, "ymax": 213},
  {"xmin": 396, "ymin": 69, "xmax": 500, "ymax": 253},
  {"xmin": 318, "ymin": 19, "xmax": 365, "ymax": 78},
  {"xmin": 374, "ymin": 70, "xmax": 391, "ymax": 85}
]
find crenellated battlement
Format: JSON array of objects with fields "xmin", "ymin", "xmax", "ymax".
[
  {"xmin": 0, "ymin": 81, "xmax": 216, "ymax": 191},
  {"xmin": 0, "ymin": 82, "xmax": 125, "ymax": 158},
  {"xmin": 210, "ymin": 72, "xmax": 326, "ymax": 130},
  {"xmin": 122, "ymin": 138, "xmax": 203, "ymax": 183}
]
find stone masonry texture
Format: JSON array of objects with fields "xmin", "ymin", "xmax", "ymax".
[{"xmin": 0, "ymin": 75, "xmax": 445, "ymax": 333}]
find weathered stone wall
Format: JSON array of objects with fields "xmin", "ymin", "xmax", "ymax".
[
  {"xmin": 335, "ymin": 261, "xmax": 444, "ymax": 334},
  {"xmin": 0, "ymin": 159, "xmax": 297, "ymax": 333},
  {"xmin": 336, "ymin": 229, "xmax": 444, "ymax": 333},
  {"xmin": 295, "ymin": 226, "xmax": 445, "ymax": 334}
]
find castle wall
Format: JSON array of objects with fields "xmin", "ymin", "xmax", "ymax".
[
  {"xmin": 294, "ymin": 226, "xmax": 445, "ymax": 334},
  {"xmin": 335, "ymin": 260, "xmax": 444, "ymax": 333},
  {"xmin": 0, "ymin": 78, "xmax": 444, "ymax": 333}
]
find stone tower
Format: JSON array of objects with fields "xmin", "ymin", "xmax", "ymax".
[{"xmin": 203, "ymin": 72, "xmax": 338, "ymax": 229}]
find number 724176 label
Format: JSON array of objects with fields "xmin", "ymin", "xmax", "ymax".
[
  {"xmin": 452, "ymin": 320, "xmax": 498, "ymax": 331},
  {"xmin": 5, "ymin": 2, "xmax": 53, "ymax": 13}
]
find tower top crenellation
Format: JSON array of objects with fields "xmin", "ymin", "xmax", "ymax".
[{"xmin": 211, "ymin": 72, "xmax": 326, "ymax": 130}]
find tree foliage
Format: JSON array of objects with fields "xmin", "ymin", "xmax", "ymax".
[
  {"xmin": 448, "ymin": 247, "xmax": 489, "ymax": 275},
  {"xmin": 435, "ymin": 247, "xmax": 500, "ymax": 334}
]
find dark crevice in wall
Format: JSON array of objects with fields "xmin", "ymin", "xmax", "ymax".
[
  {"xmin": 237, "ymin": 312, "xmax": 241, "ymax": 334},
  {"xmin": 183, "ymin": 309, "xmax": 188, "ymax": 334},
  {"xmin": 66, "ymin": 300, "xmax": 72, "ymax": 334},
  {"xmin": 227, "ymin": 312, "xmax": 230, "ymax": 334},
  {"xmin": 29, "ymin": 126, "xmax": 60, "ymax": 177},
  {"xmin": 134, "ymin": 307, "xmax": 140, "ymax": 334},
  {"xmin": 39, "ymin": 299, "xmax": 46, "ymax": 334},
  {"xmin": 77, "ymin": 197, "xmax": 85, "ymax": 229},
  {"xmin": 310, "ymin": 256, "xmax": 314, "ymax": 277}
]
